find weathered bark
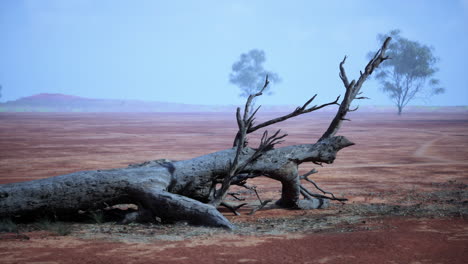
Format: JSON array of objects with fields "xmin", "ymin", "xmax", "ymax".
[
  {"xmin": 0, "ymin": 136, "xmax": 352, "ymax": 228},
  {"xmin": 0, "ymin": 37, "xmax": 391, "ymax": 228}
]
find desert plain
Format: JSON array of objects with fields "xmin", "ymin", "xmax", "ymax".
[{"xmin": 0, "ymin": 111, "xmax": 467, "ymax": 263}]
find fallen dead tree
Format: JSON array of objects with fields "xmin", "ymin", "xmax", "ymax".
[{"xmin": 0, "ymin": 38, "xmax": 391, "ymax": 229}]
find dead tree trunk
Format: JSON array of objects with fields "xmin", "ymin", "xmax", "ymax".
[{"xmin": 0, "ymin": 38, "xmax": 391, "ymax": 229}]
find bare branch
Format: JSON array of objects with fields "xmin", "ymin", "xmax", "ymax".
[
  {"xmin": 320, "ymin": 37, "xmax": 391, "ymax": 141},
  {"xmin": 339, "ymin": 56, "xmax": 350, "ymax": 88},
  {"xmin": 300, "ymin": 172, "xmax": 348, "ymax": 202},
  {"xmin": 233, "ymin": 75, "xmax": 269, "ymax": 147},
  {"xmin": 299, "ymin": 169, "xmax": 318, "ymax": 179},
  {"xmin": 221, "ymin": 202, "xmax": 248, "ymax": 216},
  {"xmin": 238, "ymin": 184, "xmax": 272, "ymax": 215},
  {"xmin": 300, "ymin": 185, "xmax": 348, "ymax": 202},
  {"xmin": 348, "ymin": 106, "xmax": 359, "ymax": 112},
  {"xmin": 244, "ymin": 76, "xmax": 269, "ymax": 117},
  {"xmin": 300, "ymin": 94, "xmax": 318, "ymax": 110},
  {"xmin": 248, "ymin": 96, "xmax": 340, "ymax": 133},
  {"xmin": 247, "ymin": 105, "xmax": 261, "ymax": 126},
  {"xmin": 258, "ymin": 130, "xmax": 288, "ymax": 149},
  {"xmin": 248, "ymin": 200, "xmax": 272, "ymax": 215}
]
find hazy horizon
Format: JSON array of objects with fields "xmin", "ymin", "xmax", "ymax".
[
  {"xmin": 2, "ymin": 93, "xmax": 468, "ymax": 111},
  {"xmin": 1, "ymin": 0, "xmax": 467, "ymax": 107}
]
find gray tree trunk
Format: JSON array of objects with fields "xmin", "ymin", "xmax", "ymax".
[{"xmin": 0, "ymin": 137, "xmax": 352, "ymax": 228}]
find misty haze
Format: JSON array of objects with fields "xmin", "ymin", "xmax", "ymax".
[{"xmin": 0, "ymin": 1, "xmax": 467, "ymax": 264}]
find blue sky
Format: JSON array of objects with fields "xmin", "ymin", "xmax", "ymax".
[{"xmin": 1, "ymin": 0, "xmax": 467, "ymax": 106}]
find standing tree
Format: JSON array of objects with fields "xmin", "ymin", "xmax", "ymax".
[
  {"xmin": 229, "ymin": 49, "xmax": 281, "ymax": 98},
  {"xmin": 371, "ymin": 30, "xmax": 444, "ymax": 115},
  {"xmin": 0, "ymin": 38, "xmax": 391, "ymax": 228}
]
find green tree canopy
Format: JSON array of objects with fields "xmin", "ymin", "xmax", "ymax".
[
  {"xmin": 229, "ymin": 49, "xmax": 280, "ymax": 98},
  {"xmin": 371, "ymin": 30, "xmax": 444, "ymax": 114}
]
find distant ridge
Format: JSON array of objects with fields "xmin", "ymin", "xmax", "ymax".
[
  {"xmin": 0, "ymin": 93, "xmax": 466, "ymax": 113},
  {"xmin": 24, "ymin": 93, "xmax": 89, "ymax": 101},
  {"xmin": 0, "ymin": 93, "xmax": 314, "ymax": 113},
  {"xmin": 0, "ymin": 93, "xmax": 237, "ymax": 112}
]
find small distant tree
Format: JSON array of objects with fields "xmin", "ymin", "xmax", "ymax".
[
  {"xmin": 371, "ymin": 30, "xmax": 444, "ymax": 115},
  {"xmin": 229, "ymin": 49, "xmax": 280, "ymax": 98}
]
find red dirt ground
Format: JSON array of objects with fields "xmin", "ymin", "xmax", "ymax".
[{"xmin": 0, "ymin": 112, "xmax": 467, "ymax": 263}]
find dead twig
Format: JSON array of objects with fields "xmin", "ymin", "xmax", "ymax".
[
  {"xmin": 300, "ymin": 169, "xmax": 348, "ymax": 202},
  {"xmin": 248, "ymin": 200, "xmax": 273, "ymax": 215},
  {"xmin": 221, "ymin": 202, "xmax": 248, "ymax": 216}
]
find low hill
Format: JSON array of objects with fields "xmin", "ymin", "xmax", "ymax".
[
  {"xmin": 0, "ymin": 93, "xmax": 466, "ymax": 113},
  {"xmin": 0, "ymin": 93, "xmax": 236, "ymax": 112}
]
